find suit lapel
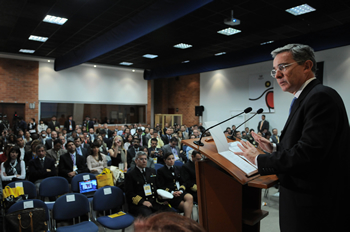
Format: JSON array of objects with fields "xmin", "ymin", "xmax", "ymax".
[{"xmin": 280, "ymin": 79, "xmax": 321, "ymax": 140}]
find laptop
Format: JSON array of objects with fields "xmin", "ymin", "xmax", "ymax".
[{"xmin": 78, "ymin": 179, "xmax": 97, "ymax": 198}]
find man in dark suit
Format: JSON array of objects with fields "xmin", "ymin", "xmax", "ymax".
[
  {"xmin": 58, "ymin": 140, "xmax": 89, "ymax": 183},
  {"xmin": 82, "ymin": 116, "xmax": 94, "ymax": 131},
  {"xmin": 45, "ymin": 131, "xmax": 58, "ymax": 150},
  {"xmin": 161, "ymin": 127, "xmax": 173, "ymax": 145},
  {"xmin": 180, "ymin": 150, "xmax": 202, "ymax": 202},
  {"xmin": 257, "ymin": 115, "xmax": 269, "ymax": 133},
  {"xmin": 48, "ymin": 116, "xmax": 60, "ymax": 132},
  {"xmin": 74, "ymin": 137, "xmax": 89, "ymax": 163},
  {"xmin": 125, "ymin": 151, "xmax": 172, "ymax": 217},
  {"xmin": 235, "ymin": 44, "xmax": 350, "ymax": 232},
  {"xmin": 99, "ymin": 130, "xmax": 112, "ymax": 149},
  {"xmin": 127, "ymin": 137, "xmax": 141, "ymax": 167},
  {"xmin": 64, "ymin": 115, "xmax": 76, "ymax": 133},
  {"xmin": 28, "ymin": 144, "xmax": 57, "ymax": 190},
  {"xmin": 102, "ymin": 123, "xmax": 113, "ymax": 138},
  {"xmin": 162, "ymin": 137, "xmax": 187, "ymax": 162},
  {"xmin": 270, "ymin": 128, "xmax": 279, "ymax": 144}
]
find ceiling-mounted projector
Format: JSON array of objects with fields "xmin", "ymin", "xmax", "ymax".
[{"xmin": 224, "ymin": 10, "xmax": 240, "ymax": 26}]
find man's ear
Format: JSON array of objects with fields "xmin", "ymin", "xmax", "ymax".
[{"xmin": 303, "ymin": 60, "xmax": 313, "ymax": 73}]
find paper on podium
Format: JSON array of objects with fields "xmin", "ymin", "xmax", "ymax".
[{"xmin": 205, "ymin": 121, "xmax": 258, "ymax": 176}]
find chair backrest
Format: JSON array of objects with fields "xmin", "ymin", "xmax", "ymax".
[
  {"xmin": 39, "ymin": 176, "xmax": 69, "ymax": 198},
  {"xmin": 7, "ymin": 199, "xmax": 50, "ymax": 221},
  {"xmin": 154, "ymin": 163, "xmax": 164, "ymax": 173},
  {"xmin": 7, "ymin": 180, "xmax": 37, "ymax": 199},
  {"xmin": 174, "ymin": 160, "xmax": 184, "ymax": 167},
  {"xmin": 71, "ymin": 173, "xmax": 97, "ymax": 193},
  {"xmin": 53, "ymin": 193, "xmax": 90, "ymax": 221},
  {"xmin": 93, "ymin": 186, "xmax": 123, "ymax": 212}
]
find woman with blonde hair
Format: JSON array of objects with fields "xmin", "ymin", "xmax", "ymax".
[{"xmin": 108, "ymin": 136, "xmax": 127, "ymax": 172}]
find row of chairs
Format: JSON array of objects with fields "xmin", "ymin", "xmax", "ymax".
[{"xmin": 5, "ymin": 177, "xmax": 134, "ymax": 231}]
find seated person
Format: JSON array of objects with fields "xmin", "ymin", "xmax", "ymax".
[
  {"xmin": 180, "ymin": 150, "xmax": 202, "ymax": 202},
  {"xmin": 108, "ymin": 136, "xmax": 127, "ymax": 171},
  {"xmin": 58, "ymin": 140, "xmax": 89, "ymax": 183},
  {"xmin": 129, "ymin": 146, "xmax": 155, "ymax": 171},
  {"xmin": 127, "ymin": 137, "xmax": 141, "ymax": 168},
  {"xmin": 28, "ymin": 144, "xmax": 56, "ymax": 191},
  {"xmin": 162, "ymin": 137, "xmax": 187, "ymax": 163},
  {"xmin": 157, "ymin": 153, "xmax": 193, "ymax": 218},
  {"xmin": 46, "ymin": 139, "xmax": 67, "ymax": 163},
  {"xmin": 1, "ymin": 146, "xmax": 26, "ymax": 186},
  {"xmin": 148, "ymin": 138, "xmax": 165, "ymax": 165},
  {"xmin": 86, "ymin": 141, "xmax": 108, "ymax": 175},
  {"xmin": 125, "ymin": 151, "xmax": 172, "ymax": 217}
]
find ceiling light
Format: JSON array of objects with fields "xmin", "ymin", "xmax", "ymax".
[
  {"xmin": 174, "ymin": 43, "xmax": 192, "ymax": 49},
  {"xmin": 217, "ymin": 27, "xmax": 241, "ymax": 36},
  {"xmin": 43, "ymin": 15, "xmax": 68, "ymax": 25},
  {"xmin": 19, "ymin": 49, "xmax": 35, "ymax": 53},
  {"xmin": 28, "ymin": 35, "xmax": 48, "ymax": 42},
  {"xmin": 286, "ymin": 4, "xmax": 316, "ymax": 16},
  {"xmin": 215, "ymin": 52, "xmax": 226, "ymax": 56},
  {"xmin": 48, "ymin": 60, "xmax": 51, "ymax": 62},
  {"xmin": 260, "ymin": 40, "xmax": 274, "ymax": 45},
  {"xmin": 132, "ymin": 70, "xmax": 135, "ymax": 72},
  {"xmin": 143, "ymin": 54, "xmax": 158, "ymax": 59},
  {"xmin": 182, "ymin": 60, "xmax": 190, "ymax": 63},
  {"xmin": 120, "ymin": 62, "xmax": 133, "ymax": 66},
  {"xmin": 93, "ymin": 65, "xmax": 97, "ymax": 68}
]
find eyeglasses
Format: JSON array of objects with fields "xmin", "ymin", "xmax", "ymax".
[
  {"xmin": 137, "ymin": 158, "xmax": 147, "ymax": 161},
  {"xmin": 271, "ymin": 62, "xmax": 297, "ymax": 78}
]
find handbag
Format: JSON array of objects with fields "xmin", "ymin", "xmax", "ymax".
[
  {"xmin": 96, "ymin": 168, "xmax": 114, "ymax": 188},
  {"xmin": 3, "ymin": 194, "xmax": 28, "ymax": 211},
  {"xmin": 3, "ymin": 186, "xmax": 28, "ymax": 210},
  {"xmin": 6, "ymin": 208, "xmax": 48, "ymax": 232}
]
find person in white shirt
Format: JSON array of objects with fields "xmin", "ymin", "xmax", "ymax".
[{"xmin": 1, "ymin": 146, "xmax": 26, "ymax": 186}]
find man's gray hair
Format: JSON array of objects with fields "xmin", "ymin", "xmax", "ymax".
[
  {"xmin": 135, "ymin": 151, "xmax": 147, "ymax": 159},
  {"xmin": 271, "ymin": 44, "xmax": 317, "ymax": 74}
]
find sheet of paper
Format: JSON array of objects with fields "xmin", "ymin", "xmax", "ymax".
[
  {"xmin": 83, "ymin": 174, "xmax": 90, "ymax": 181},
  {"xmin": 204, "ymin": 121, "xmax": 229, "ymax": 153},
  {"xmin": 23, "ymin": 201, "xmax": 34, "ymax": 209},
  {"xmin": 66, "ymin": 194, "xmax": 75, "ymax": 202},
  {"xmin": 229, "ymin": 141, "xmax": 257, "ymax": 169},
  {"xmin": 15, "ymin": 182, "xmax": 23, "ymax": 188},
  {"xmin": 219, "ymin": 150, "xmax": 257, "ymax": 175},
  {"xmin": 104, "ymin": 187, "xmax": 112, "ymax": 195}
]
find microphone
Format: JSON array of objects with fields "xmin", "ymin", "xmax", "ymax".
[
  {"xmin": 227, "ymin": 108, "xmax": 264, "ymax": 140},
  {"xmin": 193, "ymin": 107, "xmax": 252, "ymax": 146}
]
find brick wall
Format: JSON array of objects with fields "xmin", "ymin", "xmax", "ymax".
[
  {"xmin": 153, "ymin": 74, "xmax": 200, "ymax": 127},
  {"xmin": 0, "ymin": 58, "xmax": 39, "ymax": 123}
]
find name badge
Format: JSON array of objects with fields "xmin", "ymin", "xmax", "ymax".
[
  {"xmin": 73, "ymin": 165, "xmax": 77, "ymax": 171},
  {"xmin": 143, "ymin": 184, "xmax": 152, "ymax": 196},
  {"xmin": 176, "ymin": 181, "xmax": 180, "ymax": 190}
]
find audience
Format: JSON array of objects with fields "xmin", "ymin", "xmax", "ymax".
[{"xmin": 86, "ymin": 141, "xmax": 108, "ymax": 175}]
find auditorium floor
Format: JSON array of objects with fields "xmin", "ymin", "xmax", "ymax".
[{"xmin": 95, "ymin": 188, "xmax": 280, "ymax": 232}]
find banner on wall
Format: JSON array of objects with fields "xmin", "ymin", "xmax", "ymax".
[{"xmin": 249, "ymin": 74, "xmax": 274, "ymax": 113}]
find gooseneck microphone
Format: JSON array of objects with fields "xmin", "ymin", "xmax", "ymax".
[
  {"xmin": 193, "ymin": 107, "xmax": 252, "ymax": 146},
  {"xmin": 227, "ymin": 108, "xmax": 264, "ymax": 140}
]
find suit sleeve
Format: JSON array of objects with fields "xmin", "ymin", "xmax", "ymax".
[
  {"xmin": 124, "ymin": 172, "xmax": 144, "ymax": 206},
  {"xmin": 180, "ymin": 165, "xmax": 196, "ymax": 191}
]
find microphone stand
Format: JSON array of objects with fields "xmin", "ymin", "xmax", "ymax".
[{"xmin": 193, "ymin": 107, "xmax": 252, "ymax": 146}]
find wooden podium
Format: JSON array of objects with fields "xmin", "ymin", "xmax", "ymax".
[{"xmin": 182, "ymin": 137, "xmax": 278, "ymax": 232}]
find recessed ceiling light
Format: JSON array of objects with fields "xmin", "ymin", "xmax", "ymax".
[
  {"xmin": 174, "ymin": 43, "xmax": 192, "ymax": 49},
  {"xmin": 182, "ymin": 60, "xmax": 190, "ymax": 63},
  {"xmin": 48, "ymin": 60, "xmax": 51, "ymax": 62},
  {"xmin": 120, "ymin": 62, "xmax": 133, "ymax": 66},
  {"xmin": 93, "ymin": 65, "xmax": 97, "ymax": 68},
  {"xmin": 28, "ymin": 35, "xmax": 48, "ymax": 42},
  {"xmin": 43, "ymin": 15, "xmax": 68, "ymax": 25},
  {"xmin": 217, "ymin": 27, "xmax": 241, "ymax": 36},
  {"xmin": 286, "ymin": 4, "xmax": 316, "ymax": 16},
  {"xmin": 132, "ymin": 70, "xmax": 135, "ymax": 72},
  {"xmin": 260, "ymin": 40, "xmax": 274, "ymax": 45},
  {"xmin": 143, "ymin": 54, "xmax": 158, "ymax": 59},
  {"xmin": 215, "ymin": 52, "xmax": 226, "ymax": 56},
  {"xmin": 19, "ymin": 49, "xmax": 35, "ymax": 53}
]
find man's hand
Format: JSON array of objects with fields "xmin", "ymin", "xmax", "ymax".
[
  {"xmin": 251, "ymin": 131, "xmax": 273, "ymax": 153},
  {"xmin": 142, "ymin": 201, "xmax": 153, "ymax": 208},
  {"xmin": 173, "ymin": 191, "xmax": 181, "ymax": 197},
  {"xmin": 234, "ymin": 140, "xmax": 260, "ymax": 165},
  {"xmin": 46, "ymin": 169, "xmax": 51, "ymax": 172},
  {"xmin": 68, "ymin": 171, "xmax": 76, "ymax": 177}
]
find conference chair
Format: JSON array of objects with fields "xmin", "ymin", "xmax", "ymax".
[
  {"xmin": 93, "ymin": 186, "xmax": 134, "ymax": 232},
  {"xmin": 52, "ymin": 193, "xmax": 98, "ymax": 232},
  {"xmin": 7, "ymin": 180, "xmax": 37, "ymax": 199},
  {"xmin": 174, "ymin": 160, "xmax": 184, "ymax": 168},
  {"xmin": 7, "ymin": 199, "xmax": 51, "ymax": 231},
  {"xmin": 38, "ymin": 176, "xmax": 70, "ymax": 210},
  {"xmin": 154, "ymin": 163, "xmax": 164, "ymax": 173}
]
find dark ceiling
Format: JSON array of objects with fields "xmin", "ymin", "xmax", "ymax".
[{"xmin": 1, "ymin": 0, "xmax": 350, "ymax": 72}]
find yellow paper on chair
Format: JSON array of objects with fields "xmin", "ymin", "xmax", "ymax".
[
  {"xmin": 108, "ymin": 211, "xmax": 126, "ymax": 218},
  {"xmin": 96, "ymin": 173, "xmax": 114, "ymax": 188}
]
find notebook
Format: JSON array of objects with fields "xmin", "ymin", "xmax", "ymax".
[{"xmin": 78, "ymin": 179, "xmax": 97, "ymax": 197}]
